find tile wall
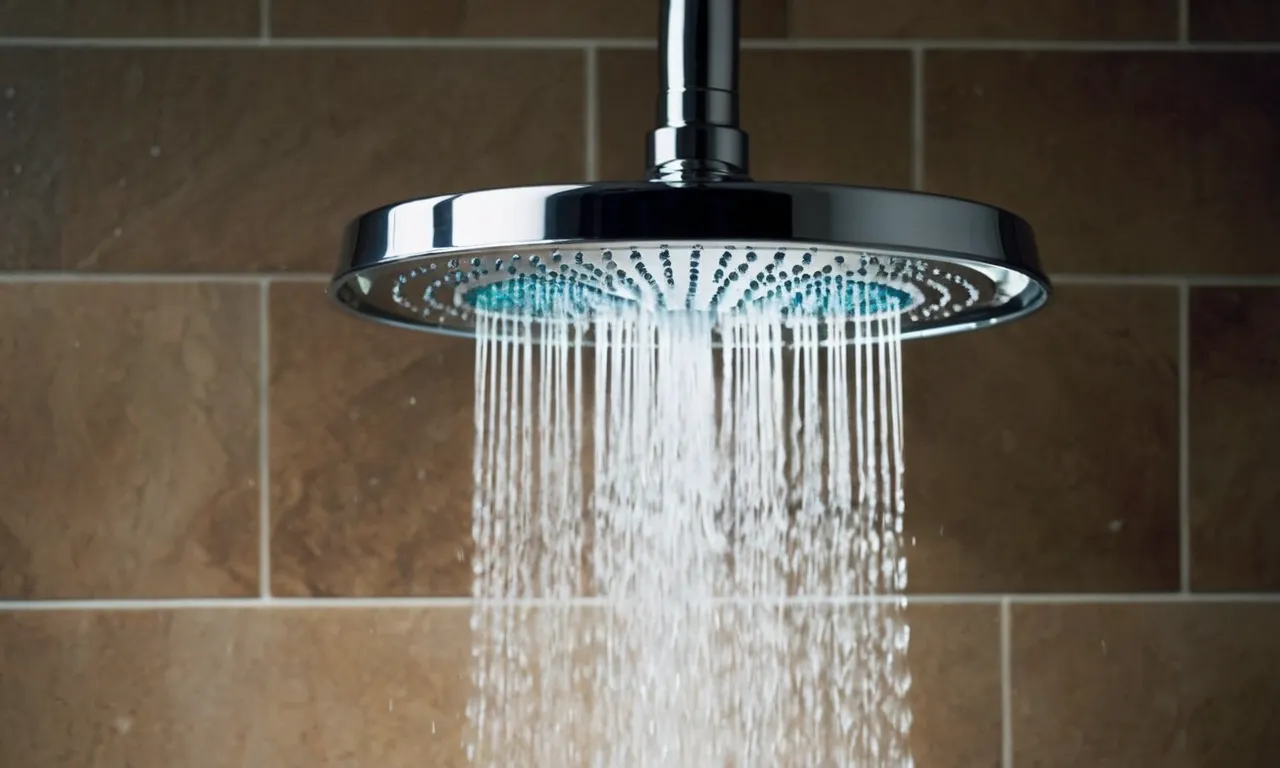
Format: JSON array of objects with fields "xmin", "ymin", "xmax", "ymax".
[{"xmin": 0, "ymin": 0, "xmax": 1277, "ymax": 765}]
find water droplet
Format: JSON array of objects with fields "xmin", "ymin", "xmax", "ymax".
[
  {"xmin": 113, "ymin": 227, "xmax": 123, "ymax": 238},
  {"xmin": 11, "ymin": 164, "xmax": 20, "ymax": 175},
  {"xmin": 149, "ymin": 145, "xmax": 161, "ymax": 158},
  {"xmin": 3, "ymin": 88, "xmax": 14, "ymax": 100}
]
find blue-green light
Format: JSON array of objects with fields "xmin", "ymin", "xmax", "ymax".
[
  {"xmin": 781, "ymin": 281, "xmax": 913, "ymax": 316},
  {"xmin": 465, "ymin": 274, "xmax": 913, "ymax": 318},
  {"xmin": 466, "ymin": 275, "xmax": 624, "ymax": 319}
]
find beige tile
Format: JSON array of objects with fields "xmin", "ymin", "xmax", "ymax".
[
  {"xmin": 1013, "ymin": 603, "xmax": 1280, "ymax": 766},
  {"xmin": 0, "ymin": 603, "xmax": 995, "ymax": 766},
  {"xmin": 903, "ymin": 286, "xmax": 1180, "ymax": 592},
  {"xmin": 904, "ymin": 604, "xmax": 1002, "ymax": 767},
  {"xmin": 272, "ymin": 0, "xmax": 789, "ymax": 38},
  {"xmin": 0, "ymin": 609, "xmax": 474, "ymax": 767},
  {"xmin": 269, "ymin": 282, "xmax": 476, "ymax": 596},
  {"xmin": 0, "ymin": 53, "xmax": 61, "ymax": 270},
  {"xmin": 1190, "ymin": 0, "xmax": 1280, "ymax": 42},
  {"xmin": 791, "ymin": 0, "xmax": 1176, "ymax": 39},
  {"xmin": 16, "ymin": 49, "xmax": 581, "ymax": 273},
  {"xmin": 1190, "ymin": 287, "xmax": 1280, "ymax": 591},
  {"xmin": 0, "ymin": 283, "xmax": 259, "ymax": 598},
  {"xmin": 0, "ymin": 0, "xmax": 258, "ymax": 36},
  {"xmin": 925, "ymin": 52, "xmax": 1280, "ymax": 274},
  {"xmin": 598, "ymin": 50, "xmax": 911, "ymax": 185}
]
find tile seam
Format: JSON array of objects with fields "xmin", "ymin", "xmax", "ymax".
[
  {"xmin": 259, "ymin": 282, "xmax": 272, "ymax": 599},
  {"xmin": 585, "ymin": 46, "xmax": 598, "ymax": 182},
  {"xmin": 0, "ymin": 38, "xmax": 1278, "ymax": 52},
  {"xmin": 1179, "ymin": 282, "xmax": 1191, "ymax": 592},
  {"xmin": 4, "ymin": 593, "xmax": 1280, "ymax": 611},
  {"xmin": 260, "ymin": 0, "xmax": 271, "ymax": 41},
  {"xmin": 910, "ymin": 47, "xmax": 925, "ymax": 191},
  {"xmin": 1001, "ymin": 598, "xmax": 1014, "ymax": 768}
]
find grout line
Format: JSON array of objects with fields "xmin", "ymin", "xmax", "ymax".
[
  {"xmin": 1007, "ymin": 593, "xmax": 1280, "ymax": 604},
  {"xmin": 0, "ymin": 272, "xmax": 273, "ymax": 284},
  {"xmin": 1049, "ymin": 274, "xmax": 1188, "ymax": 287},
  {"xmin": 0, "ymin": 37, "xmax": 1279, "ymax": 52},
  {"xmin": 259, "ymin": 0, "xmax": 271, "ymax": 41},
  {"xmin": 0, "ymin": 37, "xmax": 646, "ymax": 50},
  {"xmin": 1178, "ymin": 0, "xmax": 1190, "ymax": 44},
  {"xmin": 585, "ymin": 46, "xmax": 599, "ymax": 182},
  {"xmin": 736, "ymin": 38, "xmax": 1263, "ymax": 52},
  {"xmin": 259, "ymin": 283, "xmax": 272, "ymax": 599},
  {"xmin": 1048, "ymin": 274, "xmax": 1280, "ymax": 287},
  {"xmin": 1001, "ymin": 598, "xmax": 1014, "ymax": 768},
  {"xmin": 268, "ymin": 273, "xmax": 331, "ymax": 284},
  {"xmin": 1179, "ymin": 282, "xmax": 1192, "ymax": 593},
  {"xmin": 5, "ymin": 593, "xmax": 1280, "ymax": 611},
  {"xmin": 910, "ymin": 47, "xmax": 925, "ymax": 191}
]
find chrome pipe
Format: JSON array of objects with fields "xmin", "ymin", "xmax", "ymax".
[{"xmin": 646, "ymin": 0, "xmax": 750, "ymax": 181}]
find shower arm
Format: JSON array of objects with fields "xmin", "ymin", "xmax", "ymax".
[{"xmin": 646, "ymin": 0, "xmax": 750, "ymax": 182}]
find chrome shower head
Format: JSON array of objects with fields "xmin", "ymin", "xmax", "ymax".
[{"xmin": 330, "ymin": 1, "xmax": 1049, "ymax": 341}]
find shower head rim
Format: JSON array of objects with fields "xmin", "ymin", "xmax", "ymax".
[{"xmin": 330, "ymin": 180, "xmax": 1050, "ymax": 339}]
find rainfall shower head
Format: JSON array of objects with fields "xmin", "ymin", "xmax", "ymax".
[{"xmin": 330, "ymin": 0, "xmax": 1049, "ymax": 341}]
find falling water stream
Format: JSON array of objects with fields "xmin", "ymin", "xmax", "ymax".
[{"xmin": 466, "ymin": 304, "xmax": 911, "ymax": 766}]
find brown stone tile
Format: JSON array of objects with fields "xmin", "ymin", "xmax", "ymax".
[
  {"xmin": 1190, "ymin": 0, "xmax": 1280, "ymax": 42},
  {"xmin": 0, "ymin": 603, "xmax": 994, "ymax": 765},
  {"xmin": 791, "ymin": 0, "xmax": 1175, "ymax": 40},
  {"xmin": 269, "ymin": 282, "xmax": 476, "ymax": 596},
  {"xmin": 1189, "ymin": 288, "xmax": 1280, "ymax": 591},
  {"xmin": 1013, "ymin": 603, "xmax": 1280, "ymax": 766},
  {"xmin": 904, "ymin": 604, "xmax": 1002, "ymax": 767},
  {"xmin": 0, "ymin": 52, "xmax": 61, "ymax": 270},
  {"xmin": 23, "ymin": 49, "xmax": 581, "ymax": 273},
  {"xmin": 903, "ymin": 286, "xmax": 1180, "ymax": 593},
  {"xmin": 272, "ymin": 0, "xmax": 789, "ymax": 38},
  {"xmin": 598, "ymin": 50, "xmax": 911, "ymax": 185},
  {"xmin": 0, "ymin": 283, "xmax": 259, "ymax": 598},
  {"xmin": 0, "ymin": 0, "xmax": 258, "ymax": 36},
  {"xmin": 0, "ymin": 609, "xmax": 474, "ymax": 766},
  {"xmin": 925, "ymin": 52, "xmax": 1280, "ymax": 274}
]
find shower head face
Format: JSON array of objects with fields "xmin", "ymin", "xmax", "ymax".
[
  {"xmin": 353, "ymin": 241, "xmax": 1021, "ymax": 340},
  {"xmin": 331, "ymin": 182, "xmax": 1050, "ymax": 341}
]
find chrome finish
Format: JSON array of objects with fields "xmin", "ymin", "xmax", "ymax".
[
  {"xmin": 646, "ymin": 0, "xmax": 749, "ymax": 181},
  {"xmin": 330, "ymin": 182, "xmax": 1050, "ymax": 340},
  {"xmin": 329, "ymin": 0, "xmax": 1052, "ymax": 341}
]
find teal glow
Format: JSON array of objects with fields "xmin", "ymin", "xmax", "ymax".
[
  {"xmin": 466, "ymin": 275, "xmax": 624, "ymax": 319},
  {"xmin": 465, "ymin": 274, "xmax": 913, "ymax": 318},
  {"xmin": 780, "ymin": 280, "xmax": 913, "ymax": 316}
]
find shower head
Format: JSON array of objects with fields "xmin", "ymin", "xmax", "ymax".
[{"xmin": 330, "ymin": 0, "xmax": 1049, "ymax": 341}]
